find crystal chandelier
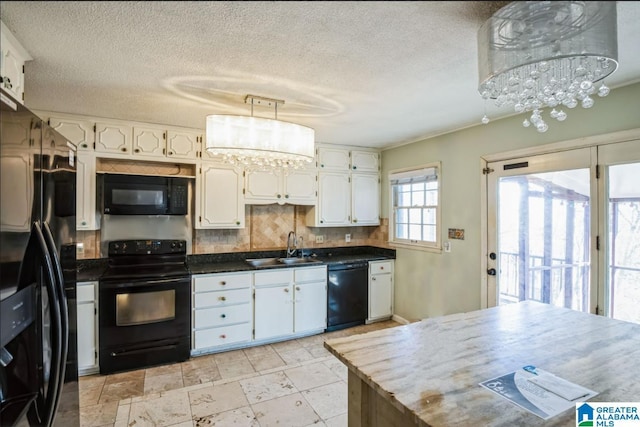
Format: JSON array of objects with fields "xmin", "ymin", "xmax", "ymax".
[
  {"xmin": 206, "ymin": 95, "xmax": 315, "ymax": 170},
  {"xmin": 477, "ymin": 1, "xmax": 618, "ymax": 132}
]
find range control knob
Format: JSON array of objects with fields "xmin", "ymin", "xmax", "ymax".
[{"xmin": 171, "ymin": 241, "xmax": 177, "ymax": 249}]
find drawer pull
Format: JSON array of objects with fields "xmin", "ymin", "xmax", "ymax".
[
  {"xmin": 295, "ymin": 286, "xmax": 300, "ymax": 291},
  {"xmin": 284, "ymin": 288, "xmax": 289, "ymax": 293},
  {"xmin": 380, "ymin": 266, "xmax": 384, "ymax": 270},
  {"xmin": 220, "ymin": 334, "xmax": 226, "ymax": 339},
  {"xmin": 219, "ymin": 296, "xmax": 227, "ymax": 301},
  {"xmin": 220, "ymin": 281, "xmax": 226, "ymax": 285},
  {"xmin": 221, "ymin": 314, "xmax": 226, "ymax": 318}
]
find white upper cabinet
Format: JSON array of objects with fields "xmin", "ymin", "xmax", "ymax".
[
  {"xmin": 311, "ymin": 172, "xmax": 351, "ymax": 226},
  {"xmin": 245, "ymin": 167, "xmax": 316, "ymax": 205},
  {"xmin": 133, "ymin": 126, "xmax": 165, "ymax": 157},
  {"xmin": 0, "ymin": 150, "xmax": 32, "ymax": 232},
  {"xmin": 351, "ymin": 173, "xmax": 380, "ymax": 225},
  {"xmin": 317, "ymin": 147, "xmax": 350, "ymax": 171},
  {"xmin": 351, "ymin": 150, "xmax": 379, "ymax": 173},
  {"xmin": 48, "ymin": 116, "xmax": 95, "ymax": 151},
  {"xmin": 1, "ymin": 21, "xmax": 32, "ymax": 104},
  {"xmin": 76, "ymin": 152, "xmax": 98, "ymax": 230},
  {"xmin": 197, "ymin": 162, "xmax": 245, "ymax": 229},
  {"xmin": 95, "ymin": 122, "xmax": 133, "ymax": 154},
  {"xmin": 166, "ymin": 130, "xmax": 200, "ymax": 159}
]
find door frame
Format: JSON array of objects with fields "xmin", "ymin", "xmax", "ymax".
[{"xmin": 480, "ymin": 128, "xmax": 640, "ymax": 309}]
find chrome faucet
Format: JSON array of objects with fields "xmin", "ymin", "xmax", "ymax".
[{"xmin": 286, "ymin": 231, "xmax": 297, "ymax": 258}]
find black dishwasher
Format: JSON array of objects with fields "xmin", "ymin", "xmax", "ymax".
[{"xmin": 327, "ymin": 262, "xmax": 369, "ymax": 332}]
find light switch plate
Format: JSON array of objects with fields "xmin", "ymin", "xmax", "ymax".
[
  {"xmin": 345, "ymin": 233, "xmax": 351, "ymax": 242},
  {"xmin": 315, "ymin": 235, "xmax": 324, "ymax": 243}
]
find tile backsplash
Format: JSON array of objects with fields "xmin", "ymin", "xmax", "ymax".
[{"xmin": 77, "ymin": 205, "xmax": 389, "ymax": 259}]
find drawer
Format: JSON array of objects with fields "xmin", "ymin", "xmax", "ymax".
[
  {"xmin": 194, "ymin": 287, "xmax": 252, "ymax": 308},
  {"xmin": 194, "ymin": 303, "xmax": 251, "ymax": 328},
  {"xmin": 254, "ymin": 269, "xmax": 293, "ymax": 287},
  {"xmin": 369, "ymin": 260, "xmax": 392, "ymax": 275},
  {"xmin": 194, "ymin": 322, "xmax": 252, "ymax": 349},
  {"xmin": 193, "ymin": 272, "xmax": 251, "ymax": 292},
  {"xmin": 77, "ymin": 282, "xmax": 96, "ymax": 303},
  {"xmin": 294, "ymin": 266, "xmax": 327, "ymax": 283}
]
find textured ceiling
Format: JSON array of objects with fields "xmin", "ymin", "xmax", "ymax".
[{"xmin": 2, "ymin": 1, "xmax": 639, "ymax": 149}]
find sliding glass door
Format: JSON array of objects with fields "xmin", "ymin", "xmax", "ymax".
[{"xmin": 487, "ymin": 140, "xmax": 640, "ymax": 323}]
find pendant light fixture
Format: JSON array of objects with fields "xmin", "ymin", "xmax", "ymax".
[
  {"xmin": 477, "ymin": 1, "xmax": 618, "ymax": 132},
  {"xmin": 206, "ymin": 95, "xmax": 315, "ymax": 170}
]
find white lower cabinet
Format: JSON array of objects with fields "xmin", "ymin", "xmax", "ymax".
[
  {"xmin": 368, "ymin": 260, "xmax": 394, "ymax": 322},
  {"xmin": 254, "ymin": 269, "xmax": 294, "ymax": 340},
  {"xmin": 293, "ymin": 267, "xmax": 327, "ymax": 333},
  {"xmin": 192, "ymin": 272, "xmax": 253, "ymax": 352},
  {"xmin": 77, "ymin": 281, "xmax": 99, "ymax": 375}
]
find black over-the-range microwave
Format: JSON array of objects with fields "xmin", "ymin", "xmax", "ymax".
[{"xmin": 100, "ymin": 173, "xmax": 189, "ymax": 215}]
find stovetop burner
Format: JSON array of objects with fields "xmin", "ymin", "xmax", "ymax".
[{"xmin": 100, "ymin": 239, "xmax": 189, "ymax": 281}]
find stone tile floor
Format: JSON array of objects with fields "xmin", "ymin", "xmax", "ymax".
[{"xmin": 79, "ymin": 320, "xmax": 400, "ymax": 427}]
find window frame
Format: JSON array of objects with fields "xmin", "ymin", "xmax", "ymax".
[{"xmin": 388, "ymin": 162, "xmax": 442, "ymax": 252}]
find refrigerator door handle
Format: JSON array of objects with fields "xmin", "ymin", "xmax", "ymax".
[
  {"xmin": 32, "ymin": 222, "xmax": 63, "ymax": 427},
  {"xmin": 42, "ymin": 221, "xmax": 69, "ymax": 424}
]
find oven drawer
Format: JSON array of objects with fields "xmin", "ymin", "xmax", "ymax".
[
  {"xmin": 194, "ymin": 303, "xmax": 251, "ymax": 328},
  {"xmin": 193, "ymin": 287, "xmax": 252, "ymax": 308},
  {"xmin": 194, "ymin": 322, "xmax": 252, "ymax": 349},
  {"xmin": 193, "ymin": 272, "xmax": 252, "ymax": 292}
]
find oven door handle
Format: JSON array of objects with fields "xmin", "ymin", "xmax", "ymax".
[
  {"xmin": 109, "ymin": 343, "xmax": 180, "ymax": 357},
  {"xmin": 99, "ymin": 277, "xmax": 190, "ymax": 289}
]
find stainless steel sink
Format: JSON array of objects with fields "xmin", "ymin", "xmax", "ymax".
[
  {"xmin": 245, "ymin": 257, "xmax": 322, "ymax": 267},
  {"xmin": 277, "ymin": 257, "xmax": 322, "ymax": 265},
  {"xmin": 245, "ymin": 258, "xmax": 281, "ymax": 267}
]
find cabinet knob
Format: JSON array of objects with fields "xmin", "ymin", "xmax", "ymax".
[
  {"xmin": 121, "ymin": 147, "xmax": 127, "ymax": 152},
  {"xmin": 295, "ymin": 286, "xmax": 300, "ymax": 291},
  {"xmin": 320, "ymin": 164, "xmax": 324, "ymax": 168},
  {"xmin": 353, "ymin": 219, "xmax": 358, "ymax": 223},
  {"xmin": 236, "ymin": 221, "xmax": 240, "ymax": 225},
  {"xmin": 81, "ymin": 221, "xmax": 86, "ymax": 226},
  {"xmin": 284, "ymin": 288, "xmax": 289, "ymax": 293},
  {"xmin": 168, "ymin": 151, "xmax": 173, "ymax": 155},
  {"xmin": 285, "ymin": 194, "xmax": 289, "ymax": 199},
  {"xmin": 134, "ymin": 148, "xmax": 140, "ymax": 153},
  {"xmin": 220, "ymin": 334, "xmax": 226, "ymax": 339},
  {"xmin": 219, "ymin": 296, "xmax": 227, "ymax": 301},
  {"xmin": 220, "ymin": 281, "xmax": 226, "ymax": 285},
  {"xmin": 320, "ymin": 220, "xmax": 324, "ymax": 224},
  {"xmin": 221, "ymin": 314, "xmax": 226, "ymax": 318},
  {"xmin": 81, "ymin": 143, "xmax": 88, "ymax": 148},
  {"xmin": 353, "ymin": 166, "xmax": 357, "ymax": 170},
  {"xmin": 372, "ymin": 277, "xmax": 376, "ymax": 281},
  {"xmin": 277, "ymin": 194, "xmax": 281, "ymax": 198},
  {"xmin": 380, "ymin": 266, "xmax": 384, "ymax": 270}
]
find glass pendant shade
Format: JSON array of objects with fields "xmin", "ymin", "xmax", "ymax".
[
  {"xmin": 478, "ymin": 1, "xmax": 618, "ymax": 132},
  {"xmin": 206, "ymin": 114, "xmax": 315, "ymax": 170}
]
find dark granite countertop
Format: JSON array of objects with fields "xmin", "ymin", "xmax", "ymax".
[{"xmin": 77, "ymin": 246, "xmax": 396, "ymax": 279}]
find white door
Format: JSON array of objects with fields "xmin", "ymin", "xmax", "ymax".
[
  {"xmin": 76, "ymin": 152, "xmax": 97, "ymax": 230},
  {"xmin": 167, "ymin": 131, "xmax": 200, "ymax": 159},
  {"xmin": 198, "ymin": 163, "xmax": 244, "ymax": 228},
  {"xmin": 352, "ymin": 173, "xmax": 380, "ymax": 225},
  {"xmin": 95, "ymin": 122, "xmax": 132, "ymax": 154},
  {"xmin": 486, "ymin": 148, "xmax": 596, "ymax": 312},
  {"xmin": 283, "ymin": 169, "xmax": 317, "ymax": 205},
  {"xmin": 132, "ymin": 126, "xmax": 165, "ymax": 157},
  {"xmin": 245, "ymin": 169, "xmax": 281, "ymax": 202},
  {"xmin": 369, "ymin": 273, "xmax": 392, "ymax": 319},
  {"xmin": 318, "ymin": 172, "xmax": 350, "ymax": 226},
  {"xmin": 597, "ymin": 140, "xmax": 640, "ymax": 323}
]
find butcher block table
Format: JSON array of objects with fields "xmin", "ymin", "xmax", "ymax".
[{"xmin": 324, "ymin": 301, "xmax": 640, "ymax": 426}]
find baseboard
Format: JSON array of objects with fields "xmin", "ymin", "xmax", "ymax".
[{"xmin": 391, "ymin": 314, "xmax": 411, "ymax": 325}]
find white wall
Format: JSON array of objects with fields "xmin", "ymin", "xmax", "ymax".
[{"xmin": 381, "ymin": 82, "xmax": 640, "ymax": 321}]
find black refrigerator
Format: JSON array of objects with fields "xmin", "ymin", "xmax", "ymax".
[{"xmin": 0, "ymin": 88, "xmax": 80, "ymax": 426}]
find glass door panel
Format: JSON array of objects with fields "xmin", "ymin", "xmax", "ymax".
[{"xmin": 599, "ymin": 140, "xmax": 640, "ymax": 324}]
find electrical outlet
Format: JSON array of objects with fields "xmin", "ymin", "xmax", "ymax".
[
  {"xmin": 315, "ymin": 235, "xmax": 324, "ymax": 243},
  {"xmin": 345, "ymin": 233, "xmax": 351, "ymax": 242},
  {"xmin": 76, "ymin": 242, "xmax": 84, "ymax": 254}
]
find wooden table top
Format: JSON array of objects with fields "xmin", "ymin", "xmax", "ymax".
[{"xmin": 324, "ymin": 301, "xmax": 640, "ymax": 426}]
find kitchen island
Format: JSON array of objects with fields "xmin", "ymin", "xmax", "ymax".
[{"xmin": 324, "ymin": 301, "xmax": 640, "ymax": 426}]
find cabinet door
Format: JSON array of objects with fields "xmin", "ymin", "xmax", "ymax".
[
  {"xmin": 245, "ymin": 169, "xmax": 281, "ymax": 203},
  {"xmin": 197, "ymin": 163, "xmax": 244, "ymax": 228},
  {"xmin": 76, "ymin": 152, "xmax": 98, "ymax": 230},
  {"xmin": 167, "ymin": 131, "xmax": 200, "ymax": 159},
  {"xmin": 254, "ymin": 285, "xmax": 294, "ymax": 340},
  {"xmin": 352, "ymin": 173, "xmax": 380, "ymax": 225},
  {"xmin": 283, "ymin": 168, "xmax": 317, "ymax": 205},
  {"xmin": 294, "ymin": 281, "xmax": 327, "ymax": 333},
  {"xmin": 0, "ymin": 27, "xmax": 27, "ymax": 104},
  {"xmin": 133, "ymin": 126, "xmax": 166, "ymax": 157},
  {"xmin": 77, "ymin": 282, "xmax": 97, "ymax": 372},
  {"xmin": 369, "ymin": 273, "xmax": 392, "ymax": 319},
  {"xmin": 351, "ymin": 150, "xmax": 379, "ymax": 173},
  {"xmin": 49, "ymin": 117, "xmax": 95, "ymax": 151},
  {"xmin": 317, "ymin": 147, "xmax": 350, "ymax": 171},
  {"xmin": 95, "ymin": 122, "xmax": 132, "ymax": 154},
  {"xmin": 317, "ymin": 172, "xmax": 351, "ymax": 226},
  {"xmin": 0, "ymin": 151, "xmax": 32, "ymax": 232}
]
